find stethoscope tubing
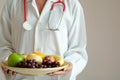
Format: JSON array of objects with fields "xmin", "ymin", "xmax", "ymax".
[
  {"xmin": 50, "ymin": 0, "xmax": 66, "ymax": 11},
  {"xmin": 23, "ymin": 0, "xmax": 65, "ymax": 22},
  {"xmin": 24, "ymin": 0, "xmax": 27, "ymax": 21}
]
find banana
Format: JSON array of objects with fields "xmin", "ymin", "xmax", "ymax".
[{"xmin": 53, "ymin": 55, "xmax": 64, "ymax": 66}]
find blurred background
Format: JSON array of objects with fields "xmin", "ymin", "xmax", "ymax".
[
  {"xmin": 0, "ymin": 0, "xmax": 120, "ymax": 80},
  {"xmin": 78, "ymin": 0, "xmax": 120, "ymax": 80}
]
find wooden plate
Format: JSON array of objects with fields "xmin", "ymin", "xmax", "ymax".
[{"xmin": 1, "ymin": 61, "xmax": 69, "ymax": 76}]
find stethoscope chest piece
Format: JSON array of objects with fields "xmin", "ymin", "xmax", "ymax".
[{"xmin": 23, "ymin": 21, "xmax": 32, "ymax": 30}]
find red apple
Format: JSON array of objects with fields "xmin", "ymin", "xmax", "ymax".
[
  {"xmin": 45, "ymin": 56, "xmax": 55, "ymax": 62},
  {"xmin": 22, "ymin": 54, "xmax": 28, "ymax": 59}
]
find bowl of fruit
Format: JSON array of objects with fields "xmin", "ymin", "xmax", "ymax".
[{"xmin": 1, "ymin": 52, "xmax": 69, "ymax": 76}]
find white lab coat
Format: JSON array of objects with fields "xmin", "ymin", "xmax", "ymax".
[{"xmin": 0, "ymin": 0, "xmax": 88, "ymax": 80}]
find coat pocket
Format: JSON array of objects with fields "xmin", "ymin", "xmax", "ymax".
[{"xmin": 48, "ymin": 4, "xmax": 64, "ymax": 30}]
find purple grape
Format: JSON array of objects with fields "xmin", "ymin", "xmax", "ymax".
[
  {"xmin": 43, "ymin": 65, "xmax": 47, "ymax": 68},
  {"xmin": 31, "ymin": 62, "xmax": 35, "ymax": 66},
  {"xmin": 41, "ymin": 65, "xmax": 45, "ymax": 68},
  {"xmin": 32, "ymin": 59, "xmax": 35, "ymax": 62},
  {"xmin": 35, "ymin": 61, "xmax": 38, "ymax": 64},
  {"xmin": 47, "ymin": 65, "xmax": 52, "ymax": 68},
  {"xmin": 51, "ymin": 64, "xmax": 56, "ymax": 67},
  {"xmin": 24, "ymin": 62, "xmax": 28, "ymax": 67},
  {"xmin": 38, "ymin": 64, "xmax": 42, "ymax": 68},
  {"xmin": 31, "ymin": 65, "xmax": 36, "ymax": 68},
  {"xmin": 43, "ymin": 59, "xmax": 47, "ymax": 63},
  {"xmin": 35, "ymin": 64, "xmax": 39, "ymax": 68},
  {"xmin": 54, "ymin": 62, "xmax": 60, "ymax": 66},
  {"xmin": 47, "ymin": 60, "xmax": 52, "ymax": 64}
]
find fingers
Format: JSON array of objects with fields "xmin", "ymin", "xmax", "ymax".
[
  {"xmin": 7, "ymin": 69, "xmax": 16, "ymax": 75},
  {"xmin": 2, "ymin": 66, "xmax": 16, "ymax": 75},
  {"xmin": 2, "ymin": 66, "xmax": 7, "ymax": 74},
  {"xmin": 64, "ymin": 62, "xmax": 73, "ymax": 72},
  {"xmin": 48, "ymin": 69, "xmax": 67, "ymax": 76}
]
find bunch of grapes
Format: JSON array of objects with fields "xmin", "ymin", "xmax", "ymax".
[
  {"xmin": 16, "ymin": 57, "xmax": 60, "ymax": 68},
  {"xmin": 16, "ymin": 59, "xmax": 41, "ymax": 68},
  {"xmin": 42, "ymin": 57, "xmax": 60, "ymax": 68}
]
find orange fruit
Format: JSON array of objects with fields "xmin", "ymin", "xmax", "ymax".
[{"xmin": 32, "ymin": 52, "xmax": 45, "ymax": 59}]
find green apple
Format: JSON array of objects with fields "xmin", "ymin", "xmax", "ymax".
[{"xmin": 7, "ymin": 53, "xmax": 25, "ymax": 67}]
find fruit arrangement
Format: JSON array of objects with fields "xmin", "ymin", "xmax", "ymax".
[{"xmin": 7, "ymin": 52, "xmax": 64, "ymax": 68}]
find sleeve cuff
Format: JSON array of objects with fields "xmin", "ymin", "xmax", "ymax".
[{"xmin": 64, "ymin": 53, "xmax": 88, "ymax": 78}]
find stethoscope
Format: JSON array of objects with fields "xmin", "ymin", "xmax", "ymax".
[{"xmin": 23, "ymin": 0, "xmax": 66, "ymax": 31}]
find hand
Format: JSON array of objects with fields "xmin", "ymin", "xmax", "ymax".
[
  {"xmin": 2, "ymin": 66, "xmax": 16, "ymax": 76},
  {"xmin": 48, "ymin": 62, "xmax": 73, "ymax": 76}
]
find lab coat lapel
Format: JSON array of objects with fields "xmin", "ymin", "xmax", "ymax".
[
  {"xmin": 39, "ymin": 0, "xmax": 52, "ymax": 26},
  {"xmin": 31, "ymin": 0, "xmax": 61, "ymax": 27},
  {"xmin": 38, "ymin": 0, "xmax": 64, "ymax": 30},
  {"xmin": 31, "ymin": 0, "xmax": 40, "ymax": 17}
]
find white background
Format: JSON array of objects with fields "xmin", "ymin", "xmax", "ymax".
[{"xmin": 0, "ymin": 0, "xmax": 120, "ymax": 80}]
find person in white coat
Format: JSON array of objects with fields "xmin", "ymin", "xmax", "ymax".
[{"xmin": 0, "ymin": 0, "xmax": 88, "ymax": 80}]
